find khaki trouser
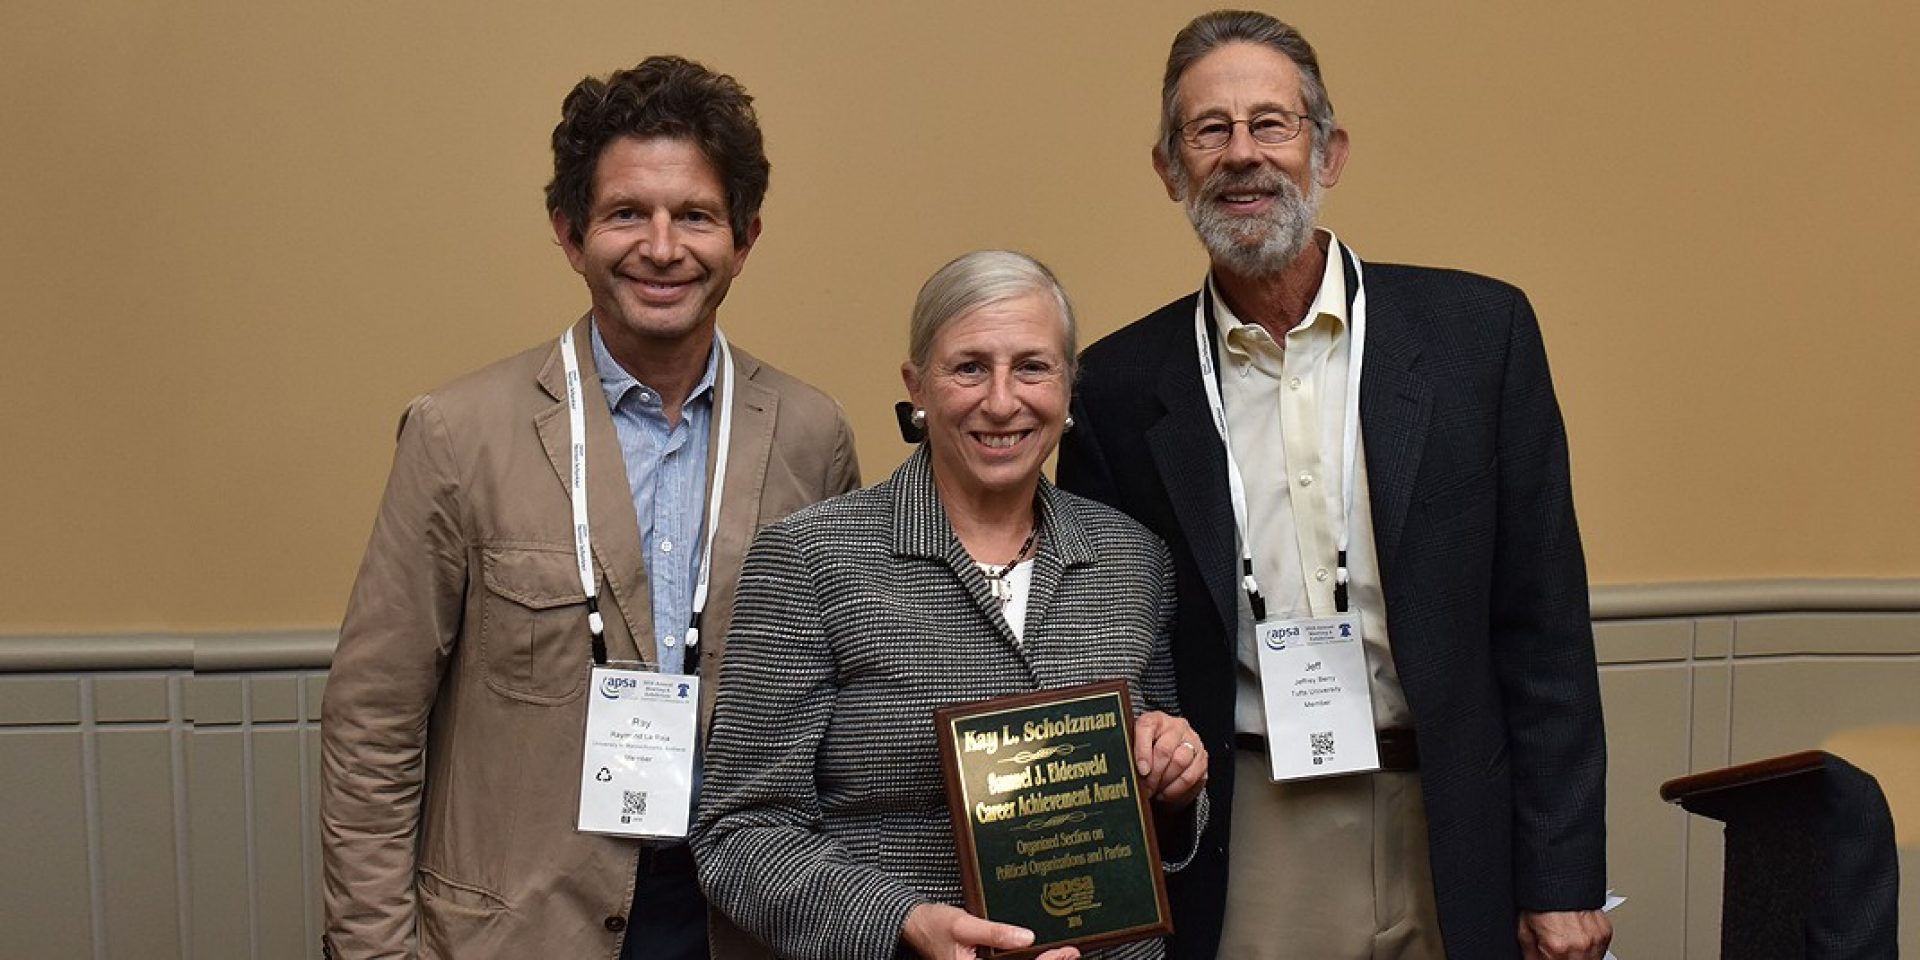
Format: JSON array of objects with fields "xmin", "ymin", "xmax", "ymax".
[{"xmin": 1217, "ymin": 750, "xmax": 1445, "ymax": 960}]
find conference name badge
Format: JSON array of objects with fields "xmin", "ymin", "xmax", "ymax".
[
  {"xmin": 577, "ymin": 667, "xmax": 699, "ymax": 838},
  {"xmin": 1254, "ymin": 614, "xmax": 1379, "ymax": 781}
]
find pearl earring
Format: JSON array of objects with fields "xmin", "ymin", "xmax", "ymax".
[{"xmin": 910, "ymin": 408, "xmax": 927, "ymax": 429}]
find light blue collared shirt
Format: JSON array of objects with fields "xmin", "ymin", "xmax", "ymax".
[{"xmin": 590, "ymin": 321, "xmax": 716, "ymax": 676}]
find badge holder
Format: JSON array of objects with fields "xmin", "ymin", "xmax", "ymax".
[
  {"xmin": 556, "ymin": 324, "xmax": 722, "ymax": 840},
  {"xmin": 577, "ymin": 667, "xmax": 700, "ymax": 838},
  {"xmin": 1190, "ymin": 253, "xmax": 1381, "ymax": 784},
  {"xmin": 1254, "ymin": 614, "xmax": 1379, "ymax": 781}
]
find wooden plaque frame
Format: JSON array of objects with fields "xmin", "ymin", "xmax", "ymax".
[{"xmin": 935, "ymin": 680, "xmax": 1173, "ymax": 958}]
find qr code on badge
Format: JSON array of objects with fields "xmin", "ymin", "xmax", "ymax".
[
  {"xmin": 620, "ymin": 790, "xmax": 648, "ymax": 824},
  {"xmin": 1309, "ymin": 731, "xmax": 1335, "ymax": 764}
]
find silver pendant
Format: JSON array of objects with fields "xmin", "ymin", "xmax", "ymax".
[{"xmin": 986, "ymin": 576, "xmax": 1013, "ymax": 604}]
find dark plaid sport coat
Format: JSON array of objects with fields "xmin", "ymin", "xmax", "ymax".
[{"xmin": 1057, "ymin": 258, "xmax": 1607, "ymax": 960}]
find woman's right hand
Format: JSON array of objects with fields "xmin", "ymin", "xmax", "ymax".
[{"xmin": 901, "ymin": 903, "xmax": 1081, "ymax": 960}]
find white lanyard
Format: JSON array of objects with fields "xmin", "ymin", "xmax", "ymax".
[
  {"xmin": 559, "ymin": 324, "xmax": 735, "ymax": 665},
  {"xmin": 1192, "ymin": 243, "xmax": 1367, "ymax": 618}
]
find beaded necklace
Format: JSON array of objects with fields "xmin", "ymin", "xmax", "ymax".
[{"xmin": 976, "ymin": 522, "xmax": 1040, "ymax": 606}]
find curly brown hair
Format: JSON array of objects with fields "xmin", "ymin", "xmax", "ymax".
[{"xmin": 545, "ymin": 56, "xmax": 770, "ymax": 248}]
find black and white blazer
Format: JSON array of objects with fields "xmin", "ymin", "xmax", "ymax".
[{"xmin": 693, "ymin": 448, "xmax": 1181, "ymax": 960}]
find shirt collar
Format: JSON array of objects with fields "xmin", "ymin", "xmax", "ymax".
[
  {"xmin": 1209, "ymin": 228, "xmax": 1349, "ymax": 353},
  {"xmin": 588, "ymin": 318, "xmax": 720, "ymax": 412},
  {"xmin": 888, "ymin": 445, "xmax": 1097, "ymax": 568}
]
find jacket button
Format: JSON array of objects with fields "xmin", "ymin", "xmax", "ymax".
[{"xmin": 604, "ymin": 916, "xmax": 627, "ymax": 932}]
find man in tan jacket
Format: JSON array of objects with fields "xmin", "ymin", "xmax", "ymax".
[{"xmin": 321, "ymin": 57, "xmax": 859, "ymax": 959}]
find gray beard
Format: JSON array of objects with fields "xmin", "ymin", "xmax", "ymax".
[{"xmin": 1179, "ymin": 164, "xmax": 1323, "ymax": 277}]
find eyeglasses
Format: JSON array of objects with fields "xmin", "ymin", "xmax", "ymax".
[{"xmin": 1177, "ymin": 109, "xmax": 1314, "ymax": 150}]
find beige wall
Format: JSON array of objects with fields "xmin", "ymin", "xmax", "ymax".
[{"xmin": 4, "ymin": 2, "xmax": 1918, "ymax": 632}]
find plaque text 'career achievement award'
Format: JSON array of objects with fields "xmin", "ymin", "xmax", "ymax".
[{"xmin": 936, "ymin": 680, "xmax": 1172, "ymax": 957}]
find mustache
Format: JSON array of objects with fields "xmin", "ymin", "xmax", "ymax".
[{"xmin": 1194, "ymin": 167, "xmax": 1301, "ymax": 203}]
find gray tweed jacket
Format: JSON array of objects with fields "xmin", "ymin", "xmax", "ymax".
[{"xmin": 693, "ymin": 447, "xmax": 1180, "ymax": 960}]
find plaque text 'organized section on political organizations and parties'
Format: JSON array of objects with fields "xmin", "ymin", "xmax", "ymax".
[{"xmin": 936, "ymin": 680, "xmax": 1173, "ymax": 958}]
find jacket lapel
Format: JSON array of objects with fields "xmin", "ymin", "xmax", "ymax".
[
  {"xmin": 891, "ymin": 449, "xmax": 1039, "ymax": 681},
  {"xmin": 698, "ymin": 344, "xmax": 775, "ymax": 654},
  {"xmin": 1020, "ymin": 481, "xmax": 1098, "ymax": 686},
  {"xmin": 1357, "ymin": 274, "xmax": 1432, "ymax": 571},
  {"xmin": 535, "ymin": 315, "xmax": 652, "ymax": 663},
  {"xmin": 1144, "ymin": 297, "xmax": 1239, "ymax": 644}
]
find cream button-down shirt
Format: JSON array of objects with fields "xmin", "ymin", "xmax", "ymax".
[
  {"xmin": 1211, "ymin": 232, "xmax": 1442, "ymax": 960},
  {"xmin": 1211, "ymin": 231, "xmax": 1412, "ymax": 741}
]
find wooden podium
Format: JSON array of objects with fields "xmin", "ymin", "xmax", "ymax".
[{"xmin": 1660, "ymin": 750, "xmax": 1898, "ymax": 959}]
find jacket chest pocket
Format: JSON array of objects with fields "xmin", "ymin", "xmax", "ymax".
[{"xmin": 478, "ymin": 545, "xmax": 591, "ymax": 703}]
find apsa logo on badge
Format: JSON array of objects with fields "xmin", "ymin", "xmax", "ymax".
[
  {"xmin": 599, "ymin": 674, "xmax": 638, "ymax": 699},
  {"xmin": 1263, "ymin": 625, "xmax": 1301, "ymax": 651}
]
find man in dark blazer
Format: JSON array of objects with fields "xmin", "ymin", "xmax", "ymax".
[{"xmin": 1057, "ymin": 11, "xmax": 1609, "ymax": 960}]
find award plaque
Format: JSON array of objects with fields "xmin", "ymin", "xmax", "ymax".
[{"xmin": 935, "ymin": 680, "xmax": 1172, "ymax": 958}]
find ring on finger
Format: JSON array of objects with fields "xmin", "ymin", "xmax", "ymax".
[{"xmin": 1176, "ymin": 741, "xmax": 1196, "ymax": 753}]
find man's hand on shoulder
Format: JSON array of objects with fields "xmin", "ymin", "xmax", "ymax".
[{"xmin": 1518, "ymin": 909, "xmax": 1611, "ymax": 960}]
